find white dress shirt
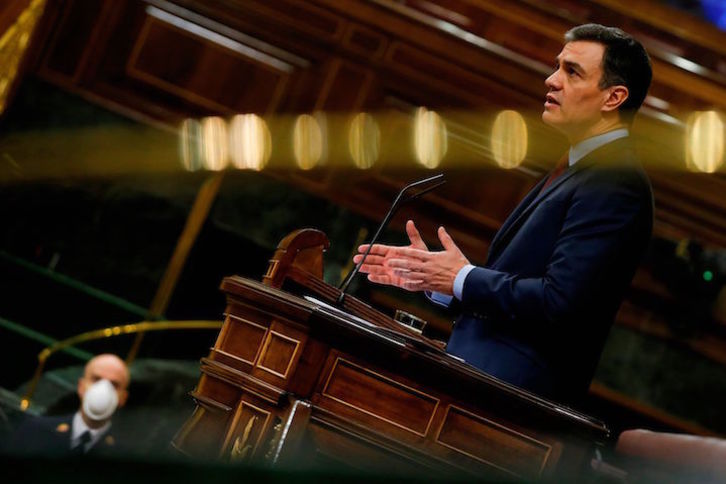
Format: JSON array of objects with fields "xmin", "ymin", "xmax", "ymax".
[{"xmin": 71, "ymin": 411, "xmax": 111, "ymax": 452}]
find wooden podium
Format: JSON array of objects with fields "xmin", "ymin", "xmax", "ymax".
[{"xmin": 173, "ymin": 229, "xmax": 609, "ymax": 479}]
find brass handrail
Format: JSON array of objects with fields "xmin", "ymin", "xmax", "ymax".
[{"xmin": 20, "ymin": 320, "xmax": 222, "ymax": 410}]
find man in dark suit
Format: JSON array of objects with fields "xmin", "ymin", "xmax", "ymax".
[
  {"xmin": 354, "ymin": 24, "xmax": 654, "ymax": 403},
  {"xmin": 7, "ymin": 353, "xmax": 129, "ymax": 456}
]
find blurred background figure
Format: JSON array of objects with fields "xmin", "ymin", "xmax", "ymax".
[{"xmin": 5, "ymin": 354, "xmax": 129, "ymax": 456}]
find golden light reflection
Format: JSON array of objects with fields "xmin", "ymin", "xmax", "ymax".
[
  {"xmin": 686, "ymin": 111, "xmax": 724, "ymax": 173},
  {"xmin": 348, "ymin": 113, "xmax": 380, "ymax": 169},
  {"xmin": 201, "ymin": 116, "xmax": 229, "ymax": 171},
  {"xmin": 491, "ymin": 110, "xmax": 528, "ymax": 169},
  {"xmin": 229, "ymin": 114, "xmax": 271, "ymax": 171},
  {"xmin": 179, "ymin": 119, "xmax": 203, "ymax": 171},
  {"xmin": 293, "ymin": 113, "xmax": 324, "ymax": 170},
  {"xmin": 413, "ymin": 107, "xmax": 448, "ymax": 169},
  {"xmin": 0, "ymin": 0, "xmax": 47, "ymax": 115}
]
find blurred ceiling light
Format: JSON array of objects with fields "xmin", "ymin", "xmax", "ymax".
[
  {"xmin": 686, "ymin": 111, "xmax": 724, "ymax": 173},
  {"xmin": 229, "ymin": 114, "xmax": 271, "ymax": 171},
  {"xmin": 179, "ymin": 119, "xmax": 203, "ymax": 171},
  {"xmin": 413, "ymin": 107, "xmax": 448, "ymax": 169},
  {"xmin": 201, "ymin": 116, "xmax": 229, "ymax": 171},
  {"xmin": 293, "ymin": 113, "xmax": 324, "ymax": 170},
  {"xmin": 490, "ymin": 110, "xmax": 528, "ymax": 169},
  {"xmin": 348, "ymin": 113, "xmax": 380, "ymax": 169}
]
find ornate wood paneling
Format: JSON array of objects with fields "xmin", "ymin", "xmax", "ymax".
[
  {"xmin": 221, "ymin": 399, "xmax": 272, "ymax": 460},
  {"xmin": 174, "ymin": 262, "xmax": 608, "ymax": 477},
  {"xmin": 256, "ymin": 329, "xmax": 301, "ymax": 379},
  {"xmin": 214, "ymin": 313, "xmax": 267, "ymax": 366},
  {"xmin": 435, "ymin": 404, "xmax": 552, "ymax": 479},
  {"xmin": 319, "ymin": 356, "xmax": 440, "ymax": 437}
]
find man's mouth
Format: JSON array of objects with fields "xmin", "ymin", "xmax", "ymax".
[{"xmin": 545, "ymin": 94, "xmax": 560, "ymax": 106}]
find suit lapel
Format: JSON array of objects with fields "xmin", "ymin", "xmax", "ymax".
[
  {"xmin": 486, "ymin": 167, "xmax": 579, "ymax": 264},
  {"xmin": 486, "ymin": 137, "xmax": 631, "ymax": 265},
  {"xmin": 486, "ymin": 175, "xmax": 547, "ymax": 262}
]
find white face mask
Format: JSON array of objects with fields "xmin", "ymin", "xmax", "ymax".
[{"xmin": 82, "ymin": 379, "xmax": 118, "ymax": 421}]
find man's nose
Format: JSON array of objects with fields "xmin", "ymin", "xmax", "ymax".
[{"xmin": 545, "ymin": 70, "xmax": 560, "ymax": 89}]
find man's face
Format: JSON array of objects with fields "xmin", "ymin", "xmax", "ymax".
[
  {"xmin": 77, "ymin": 355, "xmax": 129, "ymax": 408},
  {"xmin": 542, "ymin": 41, "xmax": 612, "ymax": 141}
]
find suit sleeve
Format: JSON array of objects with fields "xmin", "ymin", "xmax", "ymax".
[{"xmin": 460, "ymin": 169, "xmax": 650, "ymax": 327}]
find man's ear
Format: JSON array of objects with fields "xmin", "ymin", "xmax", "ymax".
[
  {"xmin": 602, "ymin": 85, "xmax": 629, "ymax": 112},
  {"xmin": 118, "ymin": 389, "xmax": 128, "ymax": 408},
  {"xmin": 77, "ymin": 377, "xmax": 86, "ymax": 399}
]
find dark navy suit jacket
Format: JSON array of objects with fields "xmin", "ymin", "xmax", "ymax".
[
  {"xmin": 446, "ymin": 137, "xmax": 653, "ymax": 403},
  {"xmin": 5, "ymin": 413, "xmax": 119, "ymax": 456}
]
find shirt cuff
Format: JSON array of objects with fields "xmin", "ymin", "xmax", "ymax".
[
  {"xmin": 453, "ymin": 264, "xmax": 475, "ymax": 301},
  {"xmin": 426, "ymin": 290, "xmax": 453, "ymax": 308}
]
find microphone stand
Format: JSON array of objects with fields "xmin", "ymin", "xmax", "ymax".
[{"xmin": 337, "ymin": 174, "xmax": 446, "ymax": 305}]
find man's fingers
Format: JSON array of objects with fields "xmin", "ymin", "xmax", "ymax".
[
  {"xmin": 353, "ymin": 254, "xmax": 387, "ymax": 266},
  {"xmin": 358, "ymin": 264, "xmax": 388, "ymax": 275},
  {"xmin": 400, "ymin": 279, "xmax": 424, "ymax": 291},
  {"xmin": 438, "ymin": 226, "xmax": 461, "ymax": 253},
  {"xmin": 393, "ymin": 268, "xmax": 427, "ymax": 280},
  {"xmin": 394, "ymin": 246, "xmax": 431, "ymax": 261},
  {"xmin": 387, "ymin": 258, "xmax": 425, "ymax": 271},
  {"xmin": 406, "ymin": 220, "xmax": 428, "ymax": 250},
  {"xmin": 357, "ymin": 243, "xmax": 390, "ymax": 256},
  {"xmin": 367, "ymin": 274, "xmax": 393, "ymax": 285}
]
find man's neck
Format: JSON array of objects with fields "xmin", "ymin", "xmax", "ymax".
[
  {"xmin": 566, "ymin": 118, "xmax": 626, "ymax": 145},
  {"xmin": 80, "ymin": 409, "xmax": 110, "ymax": 429},
  {"xmin": 568, "ymin": 128, "xmax": 629, "ymax": 166}
]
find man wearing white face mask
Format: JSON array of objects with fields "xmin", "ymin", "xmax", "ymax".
[{"xmin": 7, "ymin": 353, "xmax": 130, "ymax": 456}]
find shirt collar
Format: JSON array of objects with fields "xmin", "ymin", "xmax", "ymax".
[
  {"xmin": 568, "ymin": 128, "xmax": 629, "ymax": 166},
  {"xmin": 71, "ymin": 411, "xmax": 111, "ymax": 449}
]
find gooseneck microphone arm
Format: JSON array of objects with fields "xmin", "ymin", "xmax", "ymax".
[{"xmin": 337, "ymin": 174, "xmax": 446, "ymax": 304}]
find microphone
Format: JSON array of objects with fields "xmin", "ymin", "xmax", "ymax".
[{"xmin": 337, "ymin": 174, "xmax": 446, "ymax": 304}]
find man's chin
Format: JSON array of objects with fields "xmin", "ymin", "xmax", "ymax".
[{"xmin": 541, "ymin": 110, "xmax": 559, "ymax": 127}]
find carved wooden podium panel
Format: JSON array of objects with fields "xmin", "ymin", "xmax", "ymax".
[{"xmin": 173, "ymin": 229, "xmax": 609, "ymax": 479}]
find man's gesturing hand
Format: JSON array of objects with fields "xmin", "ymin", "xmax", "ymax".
[
  {"xmin": 353, "ymin": 220, "xmax": 428, "ymax": 290},
  {"xmin": 353, "ymin": 221, "xmax": 469, "ymax": 295}
]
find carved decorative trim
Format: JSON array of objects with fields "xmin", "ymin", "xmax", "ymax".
[
  {"xmin": 218, "ymin": 313, "xmax": 269, "ymax": 365},
  {"xmin": 201, "ymin": 357, "xmax": 286, "ymax": 404},
  {"xmin": 221, "ymin": 400, "xmax": 272, "ymax": 460},
  {"xmin": 321, "ymin": 357, "xmax": 440, "ymax": 437},
  {"xmin": 256, "ymin": 329, "xmax": 301, "ymax": 379},
  {"xmin": 189, "ymin": 390, "xmax": 232, "ymax": 413},
  {"xmin": 434, "ymin": 404, "xmax": 552, "ymax": 478},
  {"xmin": 264, "ymin": 259, "xmax": 279, "ymax": 280},
  {"xmin": 212, "ymin": 347, "xmax": 256, "ymax": 367},
  {"xmin": 309, "ymin": 406, "xmax": 466, "ymax": 473}
]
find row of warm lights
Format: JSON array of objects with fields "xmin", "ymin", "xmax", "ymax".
[
  {"xmin": 179, "ymin": 109, "xmax": 530, "ymax": 172},
  {"xmin": 179, "ymin": 110, "xmax": 446, "ymax": 172},
  {"xmin": 179, "ymin": 109, "xmax": 726, "ymax": 173},
  {"xmin": 180, "ymin": 114, "xmax": 272, "ymax": 171}
]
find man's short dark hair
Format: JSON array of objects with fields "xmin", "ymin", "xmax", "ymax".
[{"xmin": 565, "ymin": 24, "xmax": 652, "ymax": 122}]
